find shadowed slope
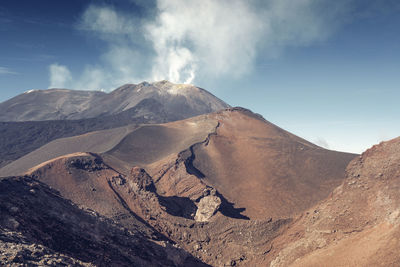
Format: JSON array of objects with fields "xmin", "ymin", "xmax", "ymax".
[
  {"xmin": 0, "ymin": 124, "xmax": 138, "ymax": 177},
  {"xmin": 0, "ymin": 115, "xmax": 218, "ymax": 177},
  {"xmin": 0, "ymin": 98, "xmax": 170, "ymax": 168}
]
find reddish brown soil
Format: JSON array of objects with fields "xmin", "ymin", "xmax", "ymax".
[
  {"xmin": 192, "ymin": 108, "xmax": 357, "ymax": 219},
  {"xmin": 266, "ymin": 137, "xmax": 400, "ymax": 267}
]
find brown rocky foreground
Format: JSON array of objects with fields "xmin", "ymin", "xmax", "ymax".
[{"xmin": 0, "ymin": 175, "xmax": 206, "ymax": 266}]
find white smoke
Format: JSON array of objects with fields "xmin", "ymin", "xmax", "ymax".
[
  {"xmin": 145, "ymin": 0, "xmax": 264, "ymax": 83},
  {"xmin": 48, "ymin": 63, "xmax": 72, "ymax": 88},
  {"xmin": 144, "ymin": 0, "xmax": 353, "ymax": 83},
  {"xmin": 48, "ymin": 0, "xmax": 354, "ymax": 90}
]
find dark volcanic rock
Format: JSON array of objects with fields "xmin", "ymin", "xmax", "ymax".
[{"xmin": 130, "ymin": 166, "xmax": 157, "ymax": 192}]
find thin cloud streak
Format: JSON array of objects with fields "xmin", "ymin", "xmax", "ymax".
[{"xmin": 0, "ymin": 67, "xmax": 18, "ymax": 75}]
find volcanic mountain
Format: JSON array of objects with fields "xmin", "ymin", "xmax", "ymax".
[
  {"xmin": 0, "ymin": 80, "xmax": 228, "ymax": 122},
  {"xmin": 0, "ymin": 81, "xmax": 229, "ymax": 167}
]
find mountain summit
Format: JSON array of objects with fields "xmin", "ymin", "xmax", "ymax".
[{"xmin": 0, "ymin": 81, "xmax": 229, "ymax": 122}]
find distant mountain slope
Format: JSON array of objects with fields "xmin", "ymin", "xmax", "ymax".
[
  {"xmin": 0, "ymin": 98, "xmax": 169, "ymax": 168},
  {"xmin": 0, "ymin": 124, "xmax": 137, "ymax": 176},
  {"xmin": 0, "ymin": 89, "xmax": 106, "ymax": 121},
  {"xmin": 0, "ymin": 81, "xmax": 229, "ymax": 122}
]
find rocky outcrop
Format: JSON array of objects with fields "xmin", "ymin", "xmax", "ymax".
[
  {"xmin": 195, "ymin": 189, "xmax": 221, "ymax": 222},
  {"xmin": 68, "ymin": 155, "xmax": 108, "ymax": 171},
  {"xmin": 130, "ymin": 166, "xmax": 156, "ymax": 192},
  {"xmin": 0, "ymin": 241, "xmax": 93, "ymax": 266}
]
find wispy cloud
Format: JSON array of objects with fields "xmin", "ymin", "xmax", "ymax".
[
  {"xmin": 0, "ymin": 67, "xmax": 18, "ymax": 75},
  {"xmin": 48, "ymin": 0, "xmax": 357, "ymax": 90},
  {"xmin": 1, "ymin": 54, "xmax": 56, "ymax": 62},
  {"xmin": 314, "ymin": 137, "xmax": 330, "ymax": 149},
  {"xmin": 49, "ymin": 63, "xmax": 72, "ymax": 88},
  {"xmin": 52, "ymin": 5, "xmax": 151, "ymax": 91},
  {"xmin": 79, "ymin": 5, "xmax": 137, "ymax": 37}
]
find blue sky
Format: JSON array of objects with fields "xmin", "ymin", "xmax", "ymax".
[{"xmin": 0, "ymin": 0, "xmax": 399, "ymax": 153}]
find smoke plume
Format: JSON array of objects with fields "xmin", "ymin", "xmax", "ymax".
[{"xmin": 48, "ymin": 0, "xmax": 353, "ymax": 90}]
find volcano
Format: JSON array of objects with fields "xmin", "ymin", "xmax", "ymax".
[{"xmin": 1, "ymin": 81, "xmax": 399, "ymax": 266}]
